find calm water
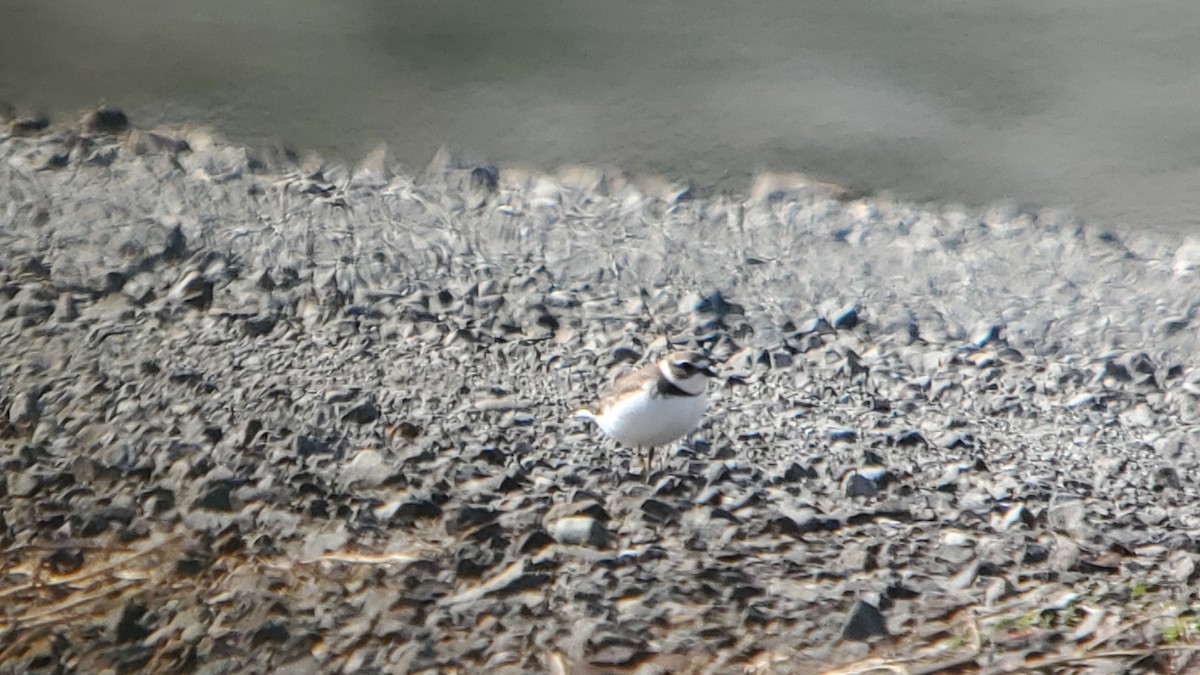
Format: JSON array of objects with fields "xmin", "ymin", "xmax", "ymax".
[{"xmin": 4, "ymin": 0, "xmax": 1200, "ymax": 230}]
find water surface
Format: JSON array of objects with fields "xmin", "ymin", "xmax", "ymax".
[{"xmin": 4, "ymin": 0, "xmax": 1199, "ymax": 230}]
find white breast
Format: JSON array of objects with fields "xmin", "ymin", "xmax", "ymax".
[{"xmin": 595, "ymin": 390, "xmax": 708, "ymax": 447}]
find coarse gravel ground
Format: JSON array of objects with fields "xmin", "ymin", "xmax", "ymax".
[{"xmin": 4, "ymin": 111, "xmax": 1200, "ymax": 673}]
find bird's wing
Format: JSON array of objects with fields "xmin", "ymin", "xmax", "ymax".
[
  {"xmin": 575, "ymin": 361, "xmax": 657, "ymax": 419},
  {"xmin": 596, "ymin": 362, "xmax": 657, "ymax": 408}
]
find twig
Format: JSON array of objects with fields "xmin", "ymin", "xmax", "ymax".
[
  {"xmin": 0, "ymin": 533, "xmax": 184, "ymax": 599},
  {"xmin": 307, "ymin": 551, "xmax": 422, "ymax": 565},
  {"xmin": 0, "ymin": 579, "xmax": 138, "ymax": 631}
]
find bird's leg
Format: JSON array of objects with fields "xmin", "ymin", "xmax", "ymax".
[{"xmin": 645, "ymin": 445, "xmax": 655, "ymax": 483}]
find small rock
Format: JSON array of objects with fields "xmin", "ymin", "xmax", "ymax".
[
  {"xmin": 1120, "ymin": 404, "xmax": 1155, "ymax": 428},
  {"xmin": 10, "ymin": 116, "xmax": 49, "ymax": 136},
  {"xmin": 195, "ymin": 482, "xmax": 234, "ymax": 512},
  {"xmin": 470, "ymin": 166, "xmax": 499, "ymax": 193},
  {"xmin": 114, "ymin": 603, "xmax": 152, "ymax": 644},
  {"xmin": 342, "ymin": 400, "xmax": 380, "ymax": 425},
  {"xmin": 777, "ymin": 462, "xmax": 817, "ymax": 483},
  {"xmin": 971, "ymin": 324, "xmax": 1004, "ymax": 348},
  {"xmin": 833, "ymin": 304, "xmax": 860, "ymax": 330},
  {"xmin": 8, "ymin": 390, "xmax": 40, "ymax": 428},
  {"xmin": 243, "ymin": 314, "xmax": 278, "ymax": 336},
  {"xmin": 448, "ymin": 506, "xmax": 499, "ymax": 534},
  {"xmin": 552, "ymin": 516, "xmax": 608, "ymax": 547},
  {"xmin": 827, "ymin": 428, "xmax": 857, "ymax": 443},
  {"xmin": 8, "ymin": 472, "xmax": 40, "ymax": 498},
  {"xmin": 705, "ymin": 462, "xmax": 732, "ymax": 485},
  {"xmin": 1103, "ymin": 361, "xmax": 1132, "ymax": 383},
  {"xmin": 54, "ymin": 293, "xmax": 79, "ymax": 321},
  {"xmin": 1048, "ymin": 500, "xmax": 1087, "ymax": 533},
  {"xmin": 1066, "ymin": 393, "xmax": 1095, "ymax": 409},
  {"xmin": 640, "ymin": 499, "xmax": 678, "ymax": 525},
  {"xmin": 252, "ymin": 621, "xmax": 290, "ymax": 646},
  {"xmin": 845, "ymin": 474, "xmax": 878, "ymax": 498},
  {"xmin": 695, "ymin": 291, "xmax": 745, "ymax": 317},
  {"xmin": 86, "ymin": 106, "xmax": 130, "ymax": 134},
  {"xmin": 519, "ymin": 530, "xmax": 556, "ymax": 554},
  {"xmin": 795, "ymin": 317, "xmax": 835, "ymax": 335},
  {"xmin": 842, "ymin": 600, "xmax": 888, "ymax": 640},
  {"xmin": 391, "ymin": 500, "xmax": 443, "ymax": 524},
  {"xmin": 44, "ymin": 548, "xmax": 85, "ymax": 575},
  {"xmin": 1155, "ymin": 466, "xmax": 1182, "ymax": 491},
  {"xmin": 341, "ymin": 449, "xmax": 386, "ymax": 487}
]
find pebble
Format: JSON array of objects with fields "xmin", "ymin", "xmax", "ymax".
[
  {"xmin": 84, "ymin": 106, "xmax": 131, "ymax": 134},
  {"xmin": 551, "ymin": 516, "xmax": 608, "ymax": 548},
  {"xmin": 842, "ymin": 600, "xmax": 888, "ymax": 640}
]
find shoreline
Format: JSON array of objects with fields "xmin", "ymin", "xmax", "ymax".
[
  {"xmin": 1, "ymin": 105, "xmax": 1052, "ymax": 223},
  {"xmin": 4, "ymin": 110, "xmax": 1200, "ymax": 672}
]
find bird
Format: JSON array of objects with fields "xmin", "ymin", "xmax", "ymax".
[{"xmin": 574, "ymin": 350, "xmax": 718, "ymax": 478}]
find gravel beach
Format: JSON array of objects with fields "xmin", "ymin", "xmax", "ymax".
[{"xmin": 4, "ymin": 111, "xmax": 1200, "ymax": 673}]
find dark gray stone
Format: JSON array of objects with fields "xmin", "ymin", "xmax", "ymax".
[{"xmin": 842, "ymin": 600, "xmax": 888, "ymax": 641}]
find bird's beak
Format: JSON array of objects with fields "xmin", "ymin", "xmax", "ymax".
[{"xmin": 701, "ymin": 365, "xmax": 719, "ymax": 378}]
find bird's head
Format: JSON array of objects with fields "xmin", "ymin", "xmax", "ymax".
[{"xmin": 660, "ymin": 351, "xmax": 718, "ymax": 393}]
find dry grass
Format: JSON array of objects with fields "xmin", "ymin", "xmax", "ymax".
[
  {"xmin": 4, "ymin": 522, "xmax": 1200, "ymax": 673},
  {"xmin": 749, "ymin": 592, "xmax": 1200, "ymax": 675}
]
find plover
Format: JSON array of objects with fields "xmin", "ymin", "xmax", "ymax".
[{"xmin": 575, "ymin": 351, "xmax": 718, "ymax": 476}]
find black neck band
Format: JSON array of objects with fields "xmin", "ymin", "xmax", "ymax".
[{"xmin": 657, "ymin": 377, "xmax": 694, "ymax": 398}]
